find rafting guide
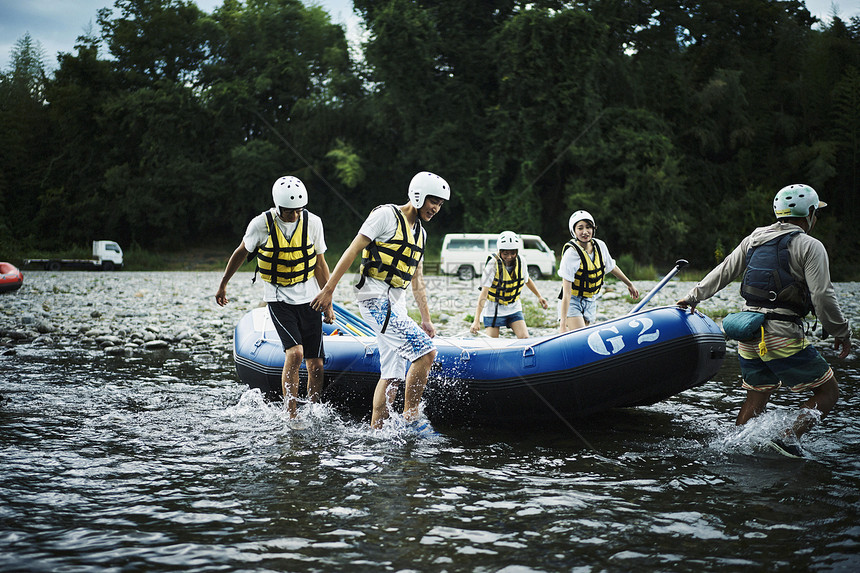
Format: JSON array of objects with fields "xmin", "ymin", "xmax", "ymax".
[
  {"xmin": 311, "ymin": 171, "xmax": 450, "ymax": 434},
  {"xmin": 216, "ymin": 175, "xmax": 334, "ymax": 419},
  {"xmin": 678, "ymin": 184, "xmax": 852, "ymax": 458}
]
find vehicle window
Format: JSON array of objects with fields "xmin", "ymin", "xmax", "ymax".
[
  {"xmin": 106, "ymin": 245, "xmax": 120, "ymax": 253},
  {"xmin": 447, "ymin": 239, "xmax": 485, "ymax": 250},
  {"xmin": 523, "ymin": 239, "xmax": 547, "ymax": 252}
]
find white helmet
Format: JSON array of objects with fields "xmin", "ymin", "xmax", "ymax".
[
  {"xmin": 408, "ymin": 171, "xmax": 450, "ymax": 209},
  {"xmin": 773, "ymin": 184, "xmax": 826, "ymax": 222},
  {"xmin": 568, "ymin": 210, "xmax": 595, "ymax": 236},
  {"xmin": 272, "ymin": 176, "xmax": 308, "ymax": 210},
  {"xmin": 497, "ymin": 231, "xmax": 523, "ymax": 251}
]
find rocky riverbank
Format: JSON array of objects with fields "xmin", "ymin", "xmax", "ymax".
[{"xmin": 2, "ymin": 271, "xmax": 857, "ymax": 359}]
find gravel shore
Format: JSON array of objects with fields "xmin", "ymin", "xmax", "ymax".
[{"xmin": 2, "ymin": 271, "xmax": 857, "ymax": 359}]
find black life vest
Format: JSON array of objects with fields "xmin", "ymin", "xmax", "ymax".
[{"xmin": 740, "ymin": 231, "xmax": 812, "ymax": 316}]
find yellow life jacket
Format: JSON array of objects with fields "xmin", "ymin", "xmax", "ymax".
[
  {"xmin": 487, "ymin": 253, "xmax": 525, "ymax": 305},
  {"xmin": 562, "ymin": 239, "xmax": 604, "ymax": 298},
  {"xmin": 358, "ymin": 205, "xmax": 425, "ymax": 289},
  {"xmin": 253, "ymin": 210, "xmax": 316, "ymax": 286}
]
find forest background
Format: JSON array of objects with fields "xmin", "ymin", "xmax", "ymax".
[{"xmin": 1, "ymin": 0, "xmax": 858, "ymax": 278}]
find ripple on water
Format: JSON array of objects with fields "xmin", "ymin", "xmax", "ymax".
[{"xmin": 1, "ymin": 342, "xmax": 859, "ymax": 572}]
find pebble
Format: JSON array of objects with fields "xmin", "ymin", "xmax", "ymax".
[{"xmin": 0, "ymin": 271, "xmax": 857, "ymax": 360}]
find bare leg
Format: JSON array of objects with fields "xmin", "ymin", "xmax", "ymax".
[
  {"xmin": 564, "ymin": 316, "xmax": 587, "ymax": 331},
  {"xmin": 792, "ymin": 378, "xmax": 839, "ymax": 438},
  {"xmin": 510, "ymin": 320, "xmax": 529, "ymax": 339},
  {"xmin": 736, "ymin": 388, "xmax": 773, "ymax": 425},
  {"xmin": 486, "ymin": 326, "xmax": 501, "ymax": 338},
  {"xmin": 371, "ymin": 378, "xmax": 400, "ymax": 429},
  {"xmin": 282, "ymin": 345, "xmax": 304, "ymax": 418},
  {"xmin": 403, "ymin": 350, "xmax": 437, "ymax": 422},
  {"xmin": 304, "ymin": 357, "xmax": 324, "ymax": 403}
]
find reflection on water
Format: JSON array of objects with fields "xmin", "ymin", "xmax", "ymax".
[{"xmin": 1, "ymin": 346, "xmax": 859, "ymax": 572}]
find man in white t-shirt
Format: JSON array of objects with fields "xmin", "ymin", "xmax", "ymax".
[
  {"xmin": 216, "ymin": 176, "xmax": 334, "ymax": 418},
  {"xmin": 312, "ymin": 171, "xmax": 450, "ymax": 433}
]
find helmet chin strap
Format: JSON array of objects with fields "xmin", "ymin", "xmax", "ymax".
[{"xmin": 806, "ymin": 207, "xmax": 816, "ymax": 229}]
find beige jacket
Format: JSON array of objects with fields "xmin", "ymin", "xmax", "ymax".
[{"xmin": 681, "ymin": 221, "xmax": 850, "ymax": 340}]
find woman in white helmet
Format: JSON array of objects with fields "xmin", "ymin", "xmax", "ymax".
[
  {"xmin": 558, "ymin": 210, "xmax": 639, "ymax": 332},
  {"xmin": 469, "ymin": 231, "xmax": 548, "ymax": 338},
  {"xmin": 216, "ymin": 175, "xmax": 334, "ymax": 420},
  {"xmin": 678, "ymin": 184, "xmax": 851, "ymax": 458},
  {"xmin": 312, "ymin": 171, "xmax": 449, "ymax": 434}
]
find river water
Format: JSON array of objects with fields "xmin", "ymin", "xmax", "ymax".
[{"xmin": 1, "ymin": 274, "xmax": 859, "ymax": 572}]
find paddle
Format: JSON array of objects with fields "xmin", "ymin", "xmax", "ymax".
[{"xmin": 626, "ymin": 259, "xmax": 689, "ymax": 315}]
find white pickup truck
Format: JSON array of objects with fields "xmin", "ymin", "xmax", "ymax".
[{"xmin": 24, "ymin": 240, "xmax": 124, "ymax": 271}]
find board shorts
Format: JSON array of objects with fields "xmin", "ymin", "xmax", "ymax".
[
  {"xmin": 564, "ymin": 295, "xmax": 597, "ymax": 323},
  {"xmin": 268, "ymin": 302, "xmax": 324, "ymax": 359},
  {"xmin": 483, "ymin": 310, "xmax": 525, "ymax": 329},
  {"xmin": 737, "ymin": 333, "xmax": 834, "ymax": 393},
  {"xmin": 359, "ymin": 297, "xmax": 435, "ymax": 380}
]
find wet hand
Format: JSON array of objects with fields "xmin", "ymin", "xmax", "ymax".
[
  {"xmin": 422, "ymin": 320, "xmax": 436, "ymax": 338},
  {"xmin": 215, "ymin": 289, "xmax": 228, "ymax": 307}
]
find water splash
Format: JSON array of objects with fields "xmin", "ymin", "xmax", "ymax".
[{"xmin": 710, "ymin": 407, "xmax": 822, "ymax": 456}]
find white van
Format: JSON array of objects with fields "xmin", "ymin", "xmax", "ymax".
[{"xmin": 440, "ymin": 233, "xmax": 556, "ymax": 280}]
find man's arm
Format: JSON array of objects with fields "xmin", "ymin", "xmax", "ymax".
[
  {"xmin": 311, "ymin": 233, "xmax": 372, "ymax": 312},
  {"xmin": 215, "ymin": 242, "xmax": 249, "ymax": 307},
  {"xmin": 678, "ymin": 240, "xmax": 748, "ymax": 310},
  {"xmin": 411, "ymin": 263, "xmax": 435, "ymax": 337},
  {"xmin": 314, "ymin": 253, "xmax": 335, "ymax": 323}
]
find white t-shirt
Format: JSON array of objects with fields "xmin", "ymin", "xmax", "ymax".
[
  {"xmin": 243, "ymin": 208, "xmax": 327, "ymax": 304},
  {"xmin": 479, "ymin": 257, "xmax": 523, "ymax": 318},
  {"xmin": 557, "ymin": 238, "xmax": 616, "ymax": 286},
  {"xmin": 355, "ymin": 205, "xmax": 426, "ymax": 304}
]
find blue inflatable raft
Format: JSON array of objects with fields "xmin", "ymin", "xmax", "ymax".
[{"xmin": 233, "ymin": 302, "xmax": 725, "ymax": 428}]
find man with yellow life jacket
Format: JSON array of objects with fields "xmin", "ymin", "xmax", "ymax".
[
  {"xmin": 469, "ymin": 231, "xmax": 548, "ymax": 338},
  {"xmin": 312, "ymin": 171, "xmax": 449, "ymax": 434},
  {"xmin": 558, "ymin": 210, "xmax": 639, "ymax": 332},
  {"xmin": 216, "ymin": 176, "xmax": 334, "ymax": 419}
]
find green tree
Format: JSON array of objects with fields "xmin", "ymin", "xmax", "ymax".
[
  {"xmin": 563, "ymin": 108, "xmax": 690, "ymax": 262},
  {"xmin": 203, "ymin": 0, "xmax": 365, "ymax": 235},
  {"xmin": 38, "ymin": 35, "xmax": 119, "ymax": 246},
  {"xmin": 0, "ymin": 33, "xmax": 50, "ymax": 247},
  {"xmin": 467, "ymin": 5, "xmax": 609, "ymax": 241}
]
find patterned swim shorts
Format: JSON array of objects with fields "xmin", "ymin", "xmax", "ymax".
[
  {"xmin": 737, "ymin": 333, "xmax": 834, "ymax": 392},
  {"xmin": 359, "ymin": 297, "xmax": 435, "ymax": 380}
]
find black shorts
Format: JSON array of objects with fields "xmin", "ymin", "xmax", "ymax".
[{"xmin": 267, "ymin": 302, "xmax": 324, "ymax": 359}]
